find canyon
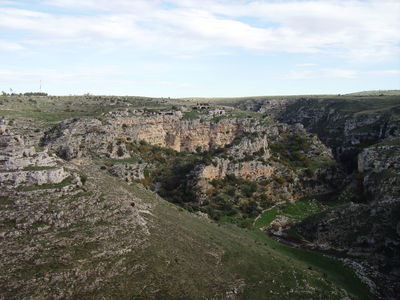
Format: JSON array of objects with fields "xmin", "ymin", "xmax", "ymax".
[{"xmin": 0, "ymin": 92, "xmax": 399, "ymax": 299}]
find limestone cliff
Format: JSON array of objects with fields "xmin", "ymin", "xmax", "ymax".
[
  {"xmin": 277, "ymin": 97, "xmax": 400, "ymax": 169},
  {"xmin": 42, "ymin": 111, "xmax": 252, "ymax": 160},
  {"xmin": 0, "ymin": 118, "xmax": 70, "ymax": 188},
  {"xmin": 41, "ymin": 110, "xmax": 337, "ymax": 219}
]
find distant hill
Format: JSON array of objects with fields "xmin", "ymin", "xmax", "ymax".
[{"xmin": 345, "ymin": 90, "xmax": 400, "ymax": 96}]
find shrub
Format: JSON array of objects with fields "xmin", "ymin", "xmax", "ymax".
[
  {"xmin": 107, "ymin": 143, "xmax": 113, "ymax": 153},
  {"xmin": 275, "ymin": 176, "xmax": 287, "ymax": 184},
  {"xmin": 305, "ymin": 168, "xmax": 315, "ymax": 177},
  {"xmin": 182, "ymin": 111, "xmax": 199, "ymax": 120},
  {"xmin": 224, "ymin": 186, "xmax": 236, "ymax": 197},
  {"xmin": 240, "ymin": 182, "xmax": 257, "ymax": 197},
  {"xmin": 80, "ymin": 175, "xmax": 88, "ymax": 185},
  {"xmin": 238, "ymin": 218, "xmax": 253, "ymax": 229},
  {"xmin": 117, "ymin": 146, "xmax": 124, "ymax": 157}
]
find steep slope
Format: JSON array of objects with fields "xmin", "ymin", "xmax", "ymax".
[
  {"xmin": 292, "ymin": 138, "xmax": 400, "ymax": 298},
  {"xmin": 0, "ymin": 161, "xmax": 372, "ymax": 299},
  {"xmin": 277, "ymin": 96, "xmax": 400, "ymax": 169},
  {"xmin": 236, "ymin": 94, "xmax": 400, "ymax": 298}
]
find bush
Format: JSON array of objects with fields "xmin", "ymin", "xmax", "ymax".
[
  {"xmin": 305, "ymin": 168, "xmax": 315, "ymax": 177},
  {"xmin": 240, "ymin": 182, "xmax": 257, "ymax": 197},
  {"xmin": 224, "ymin": 186, "xmax": 236, "ymax": 197},
  {"xmin": 117, "ymin": 146, "xmax": 124, "ymax": 157},
  {"xmin": 107, "ymin": 143, "xmax": 113, "ymax": 153},
  {"xmin": 80, "ymin": 175, "xmax": 88, "ymax": 185},
  {"xmin": 182, "ymin": 111, "xmax": 199, "ymax": 120},
  {"xmin": 238, "ymin": 218, "xmax": 254, "ymax": 229},
  {"xmin": 275, "ymin": 176, "xmax": 287, "ymax": 184}
]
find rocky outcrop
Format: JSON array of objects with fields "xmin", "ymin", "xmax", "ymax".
[
  {"xmin": 0, "ymin": 168, "xmax": 69, "ymax": 187},
  {"xmin": 192, "ymin": 122, "xmax": 337, "ymax": 205},
  {"xmin": 358, "ymin": 138, "xmax": 400, "ymax": 173},
  {"xmin": 357, "ymin": 138, "xmax": 400, "ymax": 202},
  {"xmin": 237, "ymin": 96, "xmax": 400, "ymax": 298},
  {"xmin": 0, "ymin": 118, "xmax": 69, "ymax": 188},
  {"xmin": 238, "ymin": 98, "xmax": 297, "ymax": 116},
  {"xmin": 293, "ymin": 199, "xmax": 400, "ymax": 298},
  {"xmin": 291, "ymin": 138, "xmax": 400, "ymax": 298},
  {"xmin": 108, "ymin": 162, "xmax": 151, "ymax": 183},
  {"xmin": 227, "ymin": 134, "xmax": 271, "ymax": 160},
  {"xmin": 276, "ymin": 98, "xmax": 400, "ymax": 168},
  {"xmin": 198, "ymin": 159, "xmax": 275, "ymax": 182},
  {"xmin": 42, "ymin": 113, "xmax": 252, "ymax": 159}
]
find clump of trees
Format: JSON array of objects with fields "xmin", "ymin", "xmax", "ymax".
[
  {"xmin": 204, "ymin": 174, "xmax": 270, "ymax": 223},
  {"xmin": 24, "ymin": 92, "xmax": 48, "ymax": 96},
  {"xmin": 270, "ymin": 134, "xmax": 313, "ymax": 172}
]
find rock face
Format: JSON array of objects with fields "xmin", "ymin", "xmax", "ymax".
[
  {"xmin": 196, "ymin": 134, "xmax": 273, "ymax": 184},
  {"xmin": 42, "ymin": 112, "xmax": 251, "ymax": 159},
  {"xmin": 41, "ymin": 111, "xmax": 337, "ymax": 216},
  {"xmin": 227, "ymin": 134, "xmax": 271, "ymax": 160},
  {"xmin": 293, "ymin": 199, "xmax": 400, "ymax": 298},
  {"xmin": 357, "ymin": 138, "xmax": 400, "ymax": 202},
  {"xmin": 198, "ymin": 159, "xmax": 275, "ymax": 182},
  {"xmin": 108, "ymin": 162, "xmax": 151, "ymax": 183},
  {"xmin": 192, "ymin": 122, "xmax": 336, "ymax": 205},
  {"xmin": 291, "ymin": 136, "xmax": 400, "ymax": 298},
  {"xmin": 238, "ymin": 98, "xmax": 297, "ymax": 116},
  {"xmin": 237, "ymin": 96, "xmax": 400, "ymax": 298},
  {"xmin": 276, "ymin": 97, "xmax": 400, "ymax": 169},
  {"xmin": 0, "ymin": 118, "xmax": 69, "ymax": 187}
]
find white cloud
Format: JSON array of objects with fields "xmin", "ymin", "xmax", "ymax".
[
  {"xmin": 0, "ymin": 40, "xmax": 24, "ymax": 51},
  {"xmin": 281, "ymin": 68, "xmax": 400, "ymax": 80},
  {"xmin": 296, "ymin": 63, "xmax": 317, "ymax": 67},
  {"xmin": 367, "ymin": 70, "xmax": 400, "ymax": 76},
  {"xmin": 0, "ymin": 1, "xmax": 399, "ymax": 60},
  {"xmin": 0, "ymin": 66, "xmax": 120, "ymax": 83}
]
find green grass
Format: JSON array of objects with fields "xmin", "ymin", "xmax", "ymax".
[
  {"xmin": 254, "ymin": 207, "xmax": 279, "ymax": 228},
  {"xmin": 369, "ymin": 169, "xmax": 400, "ymax": 180},
  {"xmin": 34, "ymin": 145, "xmax": 45, "ymax": 152},
  {"xmin": 0, "ymin": 196, "xmax": 11, "ymax": 206},
  {"xmin": 101, "ymin": 156, "xmax": 140, "ymax": 165},
  {"xmin": 345, "ymin": 90, "xmax": 400, "ymax": 96},
  {"xmin": 0, "ymin": 109, "xmax": 100, "ymax": 124},
  {"xmin": 68, "ymin": 191, "xmax": 93, "ymax": 201},
  {"xmin": 249, "ymin": 230, "xmax": 376, "ymax": 300},
  {"xmin": 182, "ymin": 111, "xmax": 200, "ymax": 120},
  {"xmin": 281, "ymin": 198, "xmax": 322, "ymax": 222},
  {"xmin": 311, "ymin": 157, "xmax": 337, "ymax": 170},
  {"xmin": 211, "ymin": 109, "xmax": 262, "ymax": 122},
  {"xmin": 375, "ymin": 137, "xmax": 400, "ymax": 147},
  {"xmin": 253, "ymin": 195, "xmax": 345, "ymax": 229},
  {"xmin": 2, "ymin": 166, "xmax": 376, "ymax": 300},
  {"xmin": 213, "ymin": 194, "xmax": 376, "ymax": 299},
  {"xmin": 18, "ymin": 176, "xmax": 72, "ymax": 192},
  {"xmin": 86, "ymin": 174, "xmax": 373, "ymax": 299},
  {"xmin": 22, "ymin": 166, "xmax": 56, "ymax": 171}
]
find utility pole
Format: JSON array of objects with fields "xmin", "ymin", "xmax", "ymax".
[{"xmin": 39, "ymin": 80, "xmax": 42, "ymax": 92}]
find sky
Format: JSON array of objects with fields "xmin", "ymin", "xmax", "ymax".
[{"xmin": 0, "ymin": 0, "xmax": 399, "ymax": 97}]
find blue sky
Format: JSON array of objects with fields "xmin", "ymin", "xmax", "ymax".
[{"xmin": 0, "ymin": 0, "xmax": 399, "ymax": 97}]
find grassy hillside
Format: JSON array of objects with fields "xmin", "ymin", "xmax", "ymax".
[
  {"xmin": 345, "ymin": 90, "xmax": 400, "ymax": 96},
  {"xmin": 0, "ymin": 164, "xmax": 375, "ymax": 299}
]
